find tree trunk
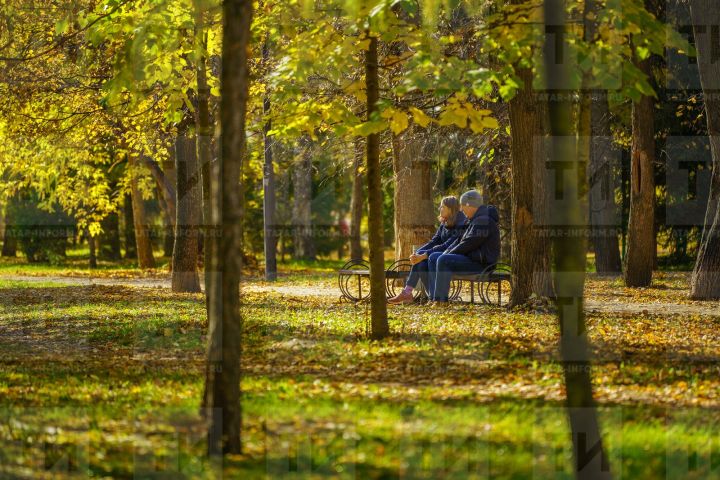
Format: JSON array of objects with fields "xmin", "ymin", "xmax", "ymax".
[
  {"xmin": 129, "ymin": 157, "xmax": 156, "ymax": 269},
  {"xmin": 171, "ymin": 132, "xmax": 201, "ymax": 293},
  {"xmin": 365, "ymin": 33, "xmax": 389, "ymax": 340},
  {"xmin": 2, "ymin": 218, "xmax": 17, "ymax": 257},
  {"xmin": 88, "ymin": 232, "xmax": 97, "ymax": 269},
  {"xmin": 292, "ymin": 137, "xmax": 315, "ymax": 260},
  {"xmin": 99, "ymin": 211, "xmax": 122, "ymax": 261},
  {"xmin": 508, "ymin": 67, "xmax": 553, "ymax": 306},
  {"xmin": 204, "ymin": 0, "xmax": 252, "ymax": 456},
  {"xmin": 193, "ymin": 2, "xmax": 214, "ymax": 301},
  {"xmin": 350, "ymin": 137, "xmax": 364, "ymax": 261},
  {"xmin": 589, "ymin": 92, "xmax": 622, "ymax": 274},
  {"xmin": 391, "ymin": 126, "xmax": 436, "ymax": 261},
  {"xmin": 543, "ymin": 1, "xmax": 612, "ymax": 479},
  {"xmin": 262, "ymin": 40, "xmax": 278, "ymax": 281},
  {"xmin": 690, "ymin": 0, "xmax": 720, "ymax": 298},
  {"xmin": 623, "ymin": 50, "xmax": 655, "ymax": 287},
  {"xmin": 162, "ymin": 205, "xmax": 175, "ymax": 258},
  {"xmin": 123, "ymin": 193, "xmax": 137, "ymax": 259}
]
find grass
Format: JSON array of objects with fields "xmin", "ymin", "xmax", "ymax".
[{"xmin": 0, "ymin": 259, "xmax": 719, "ymax": 478}]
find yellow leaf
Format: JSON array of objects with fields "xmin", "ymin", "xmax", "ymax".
[
  {"xmin": 482, "ymin": 116, "xmax": 499, "ymax": 129},
  {"xmin": 390, "ymin": 110, "xmax": 409, "ymax": 134},
  {"xmin": 438, "ymin": 108, "xmax": 467, "ymax": 129},
  {"xmin": 409, "ymin": 107, "xmax": 432, "ymax": 128}
]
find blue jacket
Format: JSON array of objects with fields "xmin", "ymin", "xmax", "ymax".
[
  {"xmin": 417, "ymin": 211, "xmax": 467, "ymax": 255},
  {"xmin": 446, "ymin": 205, "xmax": 500, "ymax": 265}
]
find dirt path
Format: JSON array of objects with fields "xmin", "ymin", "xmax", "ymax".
[{"xmin": 3, "ymin": 274, "xmax": 719, "ymax": 317}]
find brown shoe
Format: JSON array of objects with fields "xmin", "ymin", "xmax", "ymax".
[{"xmin": 388, "ymin": 290, "xmax": 414, "ymax": 305}]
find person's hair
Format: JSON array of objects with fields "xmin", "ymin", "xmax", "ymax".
[{"xmin": 440, "ymin": 196, "xmax": 460, "ymax": 227}]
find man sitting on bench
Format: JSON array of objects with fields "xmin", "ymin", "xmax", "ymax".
[{"xmin": 427, "ymin": 190, "xmax": 500, "ymax": 305}]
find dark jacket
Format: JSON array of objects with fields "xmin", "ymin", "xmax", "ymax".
[
  {"xmin": 417, "ymin": 211, "xmax": 467, "ymax": 255},
  {"xmin": 446, "ymin": 205, "xmax": 500, "ymax": 265}
]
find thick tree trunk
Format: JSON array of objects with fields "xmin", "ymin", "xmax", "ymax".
[
  {"xmin": 292, "ymin": 137, "xmax": 315, "ymax": 260},
  {"xmin": 508, "ymin": 67, "xmax": 553, "ymax": 306},
  {"xmin": 171, "ymin": 133, "xmax": 201, "ymax": 293},
  {"xmin": 623, "ymin": 53, "xmax": 655, "ymax": 287},
  {"xmin": 544, "ymin": 1, "xmax": 612, "ymax": 479},
  {"xmin": 129, "ymin": 157, "xmax": 156, "ymax": 269},
  {"xmin": 365, "ymin": 33, "xmax": 389, "ymax": 340},
  {"xmin": 589, "ymin": 93, "xmax": 622, "ymax": 274},
  {"xmin": 204, "ymin": 0, "xmax": 252, "ymax": 456},
  {"xmin": 391, "ymin": 126, "xmax": 436, "ymax": 261},
  {"xmin": 350, "ymin": 138, "xmax": 364, "ymax": 261},
  {"xmin": 689, "ymin": 0, "xmax": 720, "ymax": 298}
]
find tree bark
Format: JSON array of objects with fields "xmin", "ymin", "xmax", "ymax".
[
  {"xmin": 193, "ymin": 0, "xmax": 214, "ymax": 301},
  {"xmin": 623, "ymin": 51, "xmax": 655, "ymax": 287},
  {"xmin": 589, "ymin": 92, "xmax": 622, "ymax": 274},
  {"xmin": 508, "ymin": 67, "xmax": 553, "ymax": 305},
  {"xmin": 690, "ymin": 0, "xmax": 720, "ymax": 298},
  {"xmin": 129, "ymin": 157, "xmax": 156, "ymax": 269},
  {"xmin": 99, "ymin": 211, "xmax": 122, "ymax": 261},
  {"xmin": 171, "ymin": 132, "xmax": 201, "ymax": 293},
  {"xmin": 88, "ymin": 232, "xmax": 97, "ymax": 269},
  {"xmin": 2, "ymin": 214, "xmax": 17, "ymax": 257},
  {"xmin": 350, "ymin": 137, "xmax": 364, "ymax": 261},
  {"xmin": 391, "ymin": 126, "xmax": 436, "ymax": 261},
  {"xmin": 123, "ymin": 193, "xmax": 137, "ymax": 259},
  {"xmin": 365, "ymin": 33, "xmax": 389, "ymax": 340},
  {"xmin": 262, "ymin": 40, "xmax": 278, "ymax": 281},
  {"xmin": 204, "ymin": 0, "xmax": 252, "ymax": 456},
  {"xmin": 544, "ymin": 1, "xmax": 612, "ymax": 478},
  {"xmin": 292, "ymin": 136, "xmax": 315, "ymax": 260}
]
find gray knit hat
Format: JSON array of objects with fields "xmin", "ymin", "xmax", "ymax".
[{"xmin": 460, "ymin": 190, "xmax": 484, "ymax": 208}]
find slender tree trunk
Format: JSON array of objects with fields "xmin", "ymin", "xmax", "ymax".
[
  {"xmin": 193, "ymin": 1, "xmax": 214, "ymax": 302},
  {"xmin": 623, "ymin": 49, "xmax": 655, "ymax": 287},
  {"xmin": 509, "ymin": 67, "xmax": 553, "ymax": 305},
  {"xmin": 365, "ymin": 33, "xmax": 389, "ymax": 340},
  {"xmin": 172, "ymin": 132, "xmax": 201, "ymax": 293},
  {"xmin": 589, "ymin": 92, "xmax": 622, "ymax": 274},
  {"xmin": 129, "ymin": 157, "xmax": 156, "ymax": 269},
  {"xmin": 2, "ymin": 219, "xmax": 17, "ymax": 257},
  {"xmin": 543, "ymin": 1, "xmax": 612, "ymax": 479},
  {"xmin": 690, "ymin": 0, "xmax": 720, "ymax": 298},
  {"xmin": 162, "ymin": 206, "xmax": 175, "ymax": 258},
  {"xmin": 350, "ymin": 138, "xmax": 364, "ymax": 261},
  {"xmin": 391, "ymin": 126, "xmax": 436, "ymax": 261},
  {"xmin": 99, "ymin": 211, "xmax": 122, "ymax": 261},
  {"xmin": 263, "ymin": 40, "xmax": 278, "ymax": 281},
  {"xmin": 292, "ymin": 137, "xmax": 315, "ymax": 260},
  {"xmin": 123, "ymin": 193, "xmax": 137, "ymax": 259},
  {"xmin": 204, "ymin": 0, "xmax": 252, "ymax": 456},
  {"xmin": 88, "ymin": 232, "xmax": 97, "ymax": 269}
]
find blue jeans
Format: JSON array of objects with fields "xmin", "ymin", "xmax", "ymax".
[
  {"xmin": 405, "ymin": 259, "xmax": 429, "ymax": 290},
  {"xmin": 430, "ymin": 253, "xmax": 487, "ymax": 301},
  {"xmin": 427, "ymin": 252, "xmax": 444, "ymax": 299}
]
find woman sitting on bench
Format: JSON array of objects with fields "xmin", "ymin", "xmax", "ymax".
[
  {"xmin": 388, "ymin": 196, "xmax": 467, "ymax": 305},
  {"xmin": 427, "ymin": 190, "xmax": 500, "ymax": 305}
]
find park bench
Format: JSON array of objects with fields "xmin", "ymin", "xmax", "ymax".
[{"xmin": 337, "ymin": 259, "xmax": 511, "ymax": 306}]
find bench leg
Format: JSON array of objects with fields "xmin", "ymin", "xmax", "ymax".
[{"xmin": 470, "ymin": 281, "xmax": 474, "ymax": 304}]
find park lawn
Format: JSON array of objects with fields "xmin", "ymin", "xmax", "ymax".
[{"xmin": 0, "ymin": 274, "xmax": 719, "ymax": 478}]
